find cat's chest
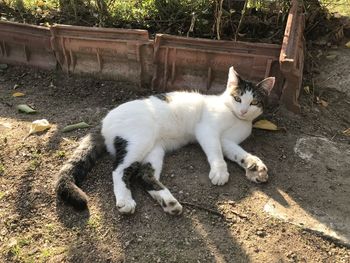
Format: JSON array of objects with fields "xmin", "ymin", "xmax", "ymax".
[{"xmin": 223, "ymin": 119, "xmax": 252, "ymax": 143}]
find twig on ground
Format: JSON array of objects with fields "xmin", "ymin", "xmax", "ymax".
[
  {"xmin": 181, "ymin": 201, "xmax": 248, "ymax": 220},
  {"xmin": 316, "ymin": 72, "xmax": 338, "ymax": 86},
  {"xmin": 299, "ymin": 131, "xmax": 327, "ymax": 138},
  {"xmin": 182, "ymin": 201, "xmax": 223, "ymax": 217}
]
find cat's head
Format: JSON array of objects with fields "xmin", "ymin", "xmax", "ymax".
[{"xmin": 224, "ymin": 66, "xmax": 275, "ymax": 121}]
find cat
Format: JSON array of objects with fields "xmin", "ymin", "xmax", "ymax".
[{"xmin": 56, "ymin": 66, "xmax": 275, "ymax": 215}]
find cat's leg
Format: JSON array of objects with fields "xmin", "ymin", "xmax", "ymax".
[
  {"xmin": 221, "ymin": 138, "xmax": 268, "ymax": 183},
  {"xmin": 112, "ymin": 137, "xmax": 153, "ymax": 214},
  {"xmin": 139, "ymin": 145, "xmax": 183, "ymax": 215},
  {"xmin": 195, "ymin": 125, "xmax": 229, "ymax": 185},
  {"xmin": 112, "ymin": 164, "xmax": 137, "ymax": 214}
]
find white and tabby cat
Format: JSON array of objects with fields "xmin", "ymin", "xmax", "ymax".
[{"xmin": 56, "ymin": 67, "xmax": 275, "ymax": 215}]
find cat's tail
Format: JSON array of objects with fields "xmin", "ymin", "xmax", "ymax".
[{"xmin": 55, "ymin": 126, "xmax": 106, "ymax": 210}]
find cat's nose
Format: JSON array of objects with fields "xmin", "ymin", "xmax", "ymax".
[{"xmin": 240, "ymin": 109, "xmax": 248, "ymax": 115}]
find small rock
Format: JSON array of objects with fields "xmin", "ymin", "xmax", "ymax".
[
  {"xmin": 286, "ymin": 251, "xmax": 297, "ymax": 261},
  {"xmin": 125, "ymin": 240, "xmax": 131, "ymax": 247},
  {"xmin": 226, "ymin": 214, "xmax": 234, "ymax": 219},
  {"xmin": 256, "ymin": 229, "xmax": 267, "ymax": 237}
]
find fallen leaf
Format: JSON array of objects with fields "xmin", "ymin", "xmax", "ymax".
[
  {"xmin": 0, "ymin": 122, "xmax": 12, "ymax": 131},
  {"xmin": 17, "ymin": 104, "xmax": 37, "ymax": 114},
  {"xmin": 326, "ymin": 54, "xmax": 337, "ymax": 60},
  {"xmin": 320, "ymin": 99, "xmax": 328, "ymax": 107},
  {"xmin": 29, "ymin": 119, "xmax": 51, "ymax": 135},
  {"xmin": 304, "ymin": 86, "xmax": 310, "ymax": 94},
  {"xmin": 316, "ymin": 97, "xmax": 328, "ymax": 107},
  {"xmin": 343, "ymin": 128, "xmax": 350, "ymax": 136},
  {"xmin": 333, "ymin": 12, "xmax": 341, "ymax": 18},
  {"xmin": 0, "ymin": 64, "xmax": 8, "ymax": 70},
  {"xmin": 313, "ymin": 39, "xmax": 327, "ymax": 46},
  {"xmin": 346, "ymin": 41, "xmax": 350, "ymax": 48},
  {"xmin": 253, "ymin": 120, "xmax": 279, "ymax": 131},
  {"xmin": 62, "ymin": 122, "xmax": 90, "ymax": 133},
  {"xmin": 12, "ymin": 92, "xmax": 25, "ymax": 97}
]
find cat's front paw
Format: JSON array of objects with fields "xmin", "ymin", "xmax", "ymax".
[
  {"xmin": 209, "ymin": 163, "xmax": 229, "ymax": 186},
  {"xmin": 116, "ymin": 198, "xmax": 136, "ymax": 214},
  {"xmin": 244, "ymin": 155, "xmax": 268, "ymax": 183}
]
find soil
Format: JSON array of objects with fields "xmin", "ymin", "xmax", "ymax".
[{"xmin": 0, "ymin": 54, "xmax": 349, "ymax": 263}]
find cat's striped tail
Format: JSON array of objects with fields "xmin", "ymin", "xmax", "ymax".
[{"xmin": 55, "ymin": 126, "xmax": 106, "ymax": 210}]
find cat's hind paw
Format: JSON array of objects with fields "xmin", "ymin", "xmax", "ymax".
[
  {"xmin": 150, "ymin": 189, "xmax": 183, "ymax": 215},
  {"xmin": 209, "ymin": 164, "xmax": 229, "ymax": 186},
  {"xmin": 161, "ymin": 198, "xmax": 183, "ymax": 215},
  {"xmin": 244, "ymin": 155, "xmax": 268, "ymax": 183},
  {"xmin": 116, "ymin": 198, "xmax": 136, "ymax": 214}
]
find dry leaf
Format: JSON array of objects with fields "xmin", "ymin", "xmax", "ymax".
[
  {"xmin": 320, "ymin": 99, "xmax": 328, "ymax": 107},
  {"xmin": 0, "ymin": 122, "xmax": 12, "ymax": 131},
  {"xmin": 345, "ymin": 41, "xmax": 350, "ymax": 48},
  {"xmin": 333, "ymin": 12, "xmax": 341, "ymax": 18},
  {"xmin": 17, "ymin": 104, "xmax": 37, "ymax": 114},
  {"xmin": 316, "ymin": 97, "xmax": 328, "ymax": 107},
  {"xmin": 29, "ymin": 119, "xmax": 51, "ymax": 135},
  {"xmin": 0, "ymin": 64, "xmax": 8, "ymax": 70},
  {"xmin": 304, "ymin": 86, "xmax": 310, "ymax": 94},
  {"xmin": 253, "ymin": 120, "xmax": 278, "ymax": 131},
  {"xmin": 343, "ymin": 128, "xmax": 350, "ymax": 137},
  {"xmin": 12, "ymin": 92, "xmax": 25, "ymax": 97},
  {"xmin": 326, "ymin": 54, "xmax": 337, "ymax": 60},
  {"xmin": 62, "ymin": 122, "xmax": 90, "ymax": 133}
]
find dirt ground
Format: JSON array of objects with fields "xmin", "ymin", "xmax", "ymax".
[{"xmin": 0, "ymin": 47, "xmax": 349, "ymax": 262}]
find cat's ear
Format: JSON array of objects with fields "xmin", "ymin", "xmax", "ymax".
[
  {"xmin": 227, "ymin": 66, "xmax": 240, "ymax": 88},
  {"xmin": 256, "ymin": 77, "xmax": 275, "ymax": 95}
]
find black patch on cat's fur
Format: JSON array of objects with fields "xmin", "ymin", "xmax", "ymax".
[
  {"xmin": 241, "ymin": 159, "xmax": 245, "ymax": 164},
  {"xmin": 161, "ymin": 199, "xmax": 167, "ymax": 208},
  {"xmin": 247, "ymin": 163, "xmax": 257, "ymax": 172},
  {"xmin": 154, "ymin": 93, "xmax": 171, "ymax": 103},
  {"xmin": 122, "ymin": 162, "xmax": 141, "ymax": 189},
  {"xmin": 137, "ymin": 163, "xmax": 164, "ymax": 191},
  {"xmin": 113, "ymin": 136, "xmax": 128, "ymax": 169},
  {"xmin": 168, "ymin": 201, "xmax": 177, "ymax": 207},
  {"xmin": 56, "ymin": 126, "xmax": 107, "ymax": 211}
]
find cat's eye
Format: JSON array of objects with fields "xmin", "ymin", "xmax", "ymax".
[
  {"xmin": 234, "ymin": 96, "xmax": 241, "ymax": 103},
  {"xmin": 250, "ymin": 99, "xmax": 259, "ymax": 106}
]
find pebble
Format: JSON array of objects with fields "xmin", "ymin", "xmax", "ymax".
[{"xmin": 256, "ymin": 229, "xmax": 267, "ymax": 237}]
